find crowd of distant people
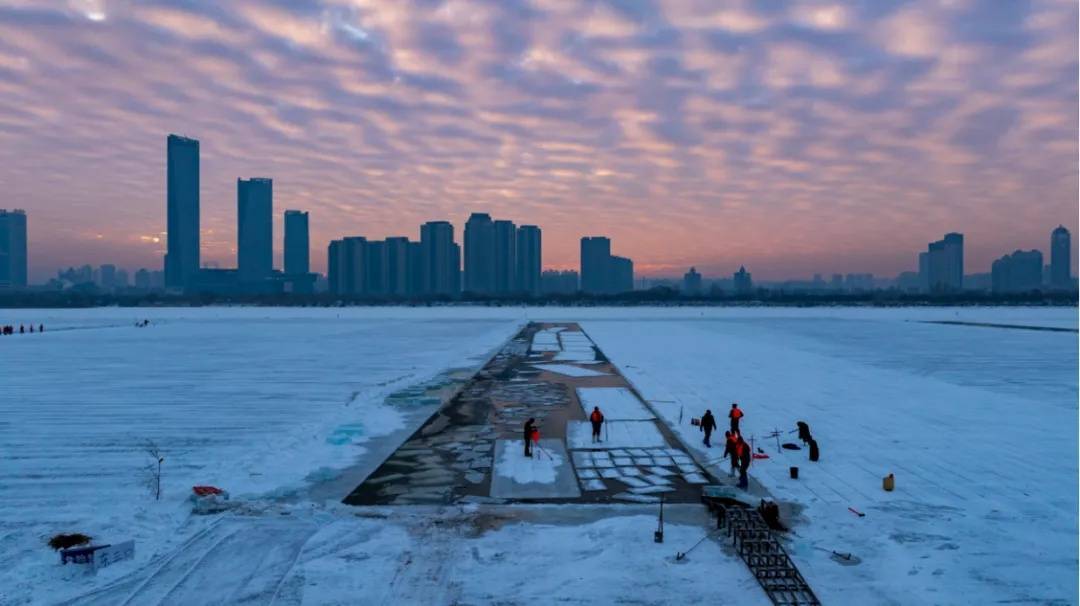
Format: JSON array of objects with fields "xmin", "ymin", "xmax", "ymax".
[{"xmin": 1, "ymin": 323, "xmax": 44, "ymax": 335}]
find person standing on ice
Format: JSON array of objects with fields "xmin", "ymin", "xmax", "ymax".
[
  {"xmin": 523, "ymin": 418, "xmax": 537, "ymax": 458},
  {"xmin": 700, "ymin": 409, "xmax": 717, "ymax": 447},
  {"xmin": 736, "ymin": 435, "xmax": 752, "ymax": 489},
  {"xmin": 589, "ymin": 406, "xmax": 605, "ymax": 443},
  {"xmin": 722, "ymin": 431, "xmax": 739, "ymax": 475},
  {"xmin": 729, "ymin": 403, "xmax": 744, "ymax": 434}
]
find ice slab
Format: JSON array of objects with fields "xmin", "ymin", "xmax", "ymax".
[
  {"xmin": 617, "ymin": 476, "xmax": 650, "ymax": 488},
  {"xmin": 533, "ymin": 364, "xmax": 609, "ymax": 378},
  {"xmin": 576, "ymin": 387, "xmax": 655, "ymax": 421},
  {"xmin": 581, "ymin": 479, "xmax": 607, "ymax": 491},
  {"xmin": 567, "ymin": 420, "xmax": 667, "ymax": 450},
  {"xmin": 612, "ymin": 492, "xmax": 660, "ymax": 503},
  {"xmin": 490, "ymin": 439, "xmax": 581, "ymax": 499},
  {"xmin": 683, "ymin": 473, "xmax": 708, "ymax": 484}
]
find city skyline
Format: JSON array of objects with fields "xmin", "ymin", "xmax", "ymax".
[{"xmin": 1, "ymin": 1, "xmax": 1077, "ymax": 282}]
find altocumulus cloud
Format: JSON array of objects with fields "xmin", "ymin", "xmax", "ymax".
[{"xmin": 0, "ymin": 0, "xmax": 1075, "ymax": 280}]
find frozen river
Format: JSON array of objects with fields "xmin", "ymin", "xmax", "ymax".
[{"xmin": 0, "ymin": 306, "xmax": 1074, "ymax": 605}]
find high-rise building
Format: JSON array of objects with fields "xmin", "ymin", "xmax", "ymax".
[
  {"xmin": 407, "ymin": 241, "xmax": 424, "ymax": 296},
  {"xmin": 464, "ymin": 213, "xmax": 495, "ymax": 294},
  {"xmin": 1050, "ymin": 225, "xmax": 1071, "ymax": 289},
  {"xmin": 580, "ymin": 236, "xmax": 612, "ymax": 294},
  {"xmin": 0, "ymin": 209, "xmax": 28, "ymax": 289},
  {"xmin": 516, "ymin": 225, "xmax": 541, "ymax": 295},
  {"xmin": 364, "ymin": 239, "xmax": 386, "ymax": 295},
  {"xmin": 420, "ymin": 220, "xmax": 459, "ymax": 296},
  {"xmin": 237, "ymin": 178, "xmax": 273, "ymax": 283},
  {"xmin": 284, "ymin": 210, "xmax": 309, "ymax": 275},
  {"xmin": 992, "ymin": 250, "xmax": 1043, "ymax": 293},
  {"xmin": 923, "ymin": 233, "xmax": 963, "ymax": 292},
  {"xmin": 165, "ymin": 134, "xmax": 199, "ymax": 289},
  {"xmin": 493, "ymin": 219, "xmax": 517, "ymax": 293},
  {"xmin": 683, "ymin": 267, "xmax": 702, "ymax": 294},
  {"xmin": 611, "ymin": 256, "xmax": 634, "ymax": 292},
  {"xmin": 384, "ymin": 237, "xmax": 411, "ymax": 297},
  {"xmin": 733, "ymin": 266, "xmax": 753, "ymax": 294},
  {"xmin": 327, "ymin": 240, "xmax": 344, "ymax": 294}
]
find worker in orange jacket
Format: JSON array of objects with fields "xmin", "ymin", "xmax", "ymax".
[
  {"xmin": 729, "ymin": 403, "xmax": 744, "ymax": 433},
  {"xmin": 589, "ymin": 407, "xmax": 605, "ymax": 443}
]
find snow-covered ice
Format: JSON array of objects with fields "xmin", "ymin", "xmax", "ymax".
[
  {"xmin": 0, "ymin": 307, "xmax": 520, "ymax": 604},
  {"xmin": 532, "ymin": 363, "xmax": 609, "ymax": 377},
  {"xmin": 490, "ymin": 439, "xmax": 580, "ymax": 499},
  {"xmin": 583, "ymin": 307, "xmax": 1078, "ymax": 605},
  {"xmin": 2, "ymin": 305, "xmax": 1074, "ymax": 605},
  {"xmin": 577, "ymin": 386, "xmax": 655, "ymax": 420},
  {"xmin": 566, "ymin": 420, "xmax": 667, "ymax": 449}
]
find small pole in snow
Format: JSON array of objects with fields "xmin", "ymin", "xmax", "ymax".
[{"xmin": 654, "ymin": 495, "xmax": 665, "ymax": 543}]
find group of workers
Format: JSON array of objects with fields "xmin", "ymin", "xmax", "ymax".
[
  {"xmin": 700, "ymin": 403, "xmax": 751, "ymax": 488},
  {"xmin": 1, "ymin": 323, "xmax": 44, "ymax": 335}
]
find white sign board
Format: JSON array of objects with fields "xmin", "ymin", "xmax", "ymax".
[{"xmin": 94, "ymin": 540, "xmax": 135, "ymax": 570}]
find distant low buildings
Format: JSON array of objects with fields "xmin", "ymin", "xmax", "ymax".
[
  {"xmin": 991, "ymin": 250, "xmax": 1043, "ymax": 293},
  {"xmin": 682, "ymin": 267, "xmax": 702, "ymax": 294},
  {"xmin": 541, "ymin": 270, "xmax": 579, "ymax": 294},
  {"xmin": 733, "ymin": 266, "xmax": 753, "ymax": 294}
]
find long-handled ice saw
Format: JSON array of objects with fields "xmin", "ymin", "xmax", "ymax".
[{"xmin": 675, "ymin": 529, "xmax": 718, "ymax": 560}]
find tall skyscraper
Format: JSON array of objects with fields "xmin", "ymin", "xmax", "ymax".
[
  {"xmin": 923, "ymin": 232, "xmax": 963, "ymax": 292},
  {"xmin": 237, "ymin": 178, "xmax": 273, "ymax": 283},
  {"xmin": 516, "ymin": 225, "xmax": 541, "ymax": 295},
  {"xmin": 464, "ymin": 213, "xmax": 495, "ymax": 294},
  {"xmin": 0, "ymin": 208, "xmax": 28, "ymax": 289},
  {"xmin": 165, "ymin": 134, "xmax": 199, "ymax": 289},
  {"xmin": 580, "ymin": 236, "xmax": 612, "ymax": 293},
  {"xmin": 1050, "ymin": 225, "xmax": 1071, "ymax": 289},
  {"xmin": 420, "ymin": 221, "xmax": 459, "ymax": 296},
  {"xmin": 493, "ymin": 219, "xmax": 517, "ymax": 293},
  {"xmin": 284, "ymin": 210, "xmax": 309, "ymax": 275}
]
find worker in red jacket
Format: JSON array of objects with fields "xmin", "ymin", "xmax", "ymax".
[
  {"xmin": 736, "ymin": 435, "xmax": 752, "ymax": 489},
  {"xmin": 729, "ymin": 403, "xmax": 744, "ymax": 433},
  {"xmin": 589, "ymin": 407, "xmax": 605, "ymax": 443},
  {"xmin": 523, "ymin": 418, "xmax": 537, "ymax": 457},
  {"xmin": 722, "ymin": 431, "xmax": 738, "ymax": 475}
]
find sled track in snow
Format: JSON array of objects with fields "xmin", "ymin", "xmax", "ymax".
[{"xmin": 68, "ymin": 517, "xmax": 317, "ymax": 606}]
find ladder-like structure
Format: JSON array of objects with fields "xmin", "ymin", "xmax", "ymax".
[{"xmin": 707, "ymin": 499, "xmax": 821, "ymax": 606}]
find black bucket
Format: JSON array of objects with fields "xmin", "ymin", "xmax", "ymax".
[{"xmin": 790, "ymin": 466, "xmax": 799, "ymax": 479}]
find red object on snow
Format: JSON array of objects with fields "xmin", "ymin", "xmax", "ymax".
[
  {"xmin": 531, "ymin": 429, "xmax": 540, "ymax": 443},
  {"xmin": 752, "ymin": 453, "xmax": 770, "ymax": 459},
  {"xmin": 192, "ymin": 485, "xmax": 224, "ymax": 496}
]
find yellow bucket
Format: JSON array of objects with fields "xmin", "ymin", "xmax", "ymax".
[{"xmin": 883, "ymin": 473, "xmax": 895, "ymax": 492}]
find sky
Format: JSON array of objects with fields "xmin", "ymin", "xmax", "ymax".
[{"xmin": 0, "ymin": 0, "xmax": 1076, "ymax": 282}]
